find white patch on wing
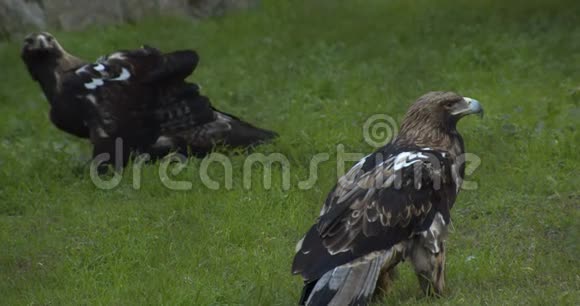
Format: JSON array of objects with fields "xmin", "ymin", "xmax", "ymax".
[
  {"xmin": 111, "ymin": 68, "xmax": 130, "ymax": 81},
  {"xmin": 393, "ymin": 152, "xmax": 410, "ymax": 171},
  {"xmin": 107, "ymin": 52, "xmax": 126, "ymax": 60},
  {"xmin": 84, "ymin": 78, "xmax": 104, "ymax": 90},
  {"xmin": 393, "ymin": 151, "xmax": 432, "ymax": 171},
  {"xmin": 94, "ymin": 64, "xmax": 105, "ymax": 71},
  {"xmin": 83, "ymin": 65, "xmax": 130, "ymax": 89},
  {"xmin": 416, "ymin": 152, "xmax": 429, "ymax": 159},
  {"xmin": 394, "ymin": 152, "xmax": 417, "ymax": 171}
]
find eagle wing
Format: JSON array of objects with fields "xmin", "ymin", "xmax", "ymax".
[
  {"xmin": 71, "ymin": 46, "xmax": 199, "ymax": 134},
  {"xmin": 56, "ymin": 48, "xmax": 156, "ymax": 168},
  {"xmin": 64, "ymin": 45, "xmax": 274, "ymax": 163},
  {"xmin": 292, "ymin": 145, "xmax": 458, "ymax": 283},
  {"xmin": 65, "ymin": 47, "xmax": 200, "ymax": 162},
  {"xmin": 139, "ymin": 48, "xmax": 199, "ymax": 84},
  {"xmin": 150, "ymin": 85, "xmax": 277, "ymax": 157},
  {"xmin": 77, "ymin": 46, "xmax": 198, "ymax": 85}
]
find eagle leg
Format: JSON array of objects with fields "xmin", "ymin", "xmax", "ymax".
[
  {"xmin": 91, "ymin": 135, "xmax": 131, "ymax": 173},
  {"xmin": 409, "ymin": 240, "xmax": 446, "ymax": 297},
  {"xmin": 376, "ymin": 265, "xmax": 399, "ymax": 296}
]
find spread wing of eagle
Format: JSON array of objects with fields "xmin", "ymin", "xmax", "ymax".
[
  {"xmin": 21, "ymin": 32, "xmax": 277, "ymax": 168},
  {"xmin": 292, "ymin": 92, "xmax": 483, "ymax": 306}
]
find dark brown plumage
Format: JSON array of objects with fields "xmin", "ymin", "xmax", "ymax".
[
  {"xmin": 21, "ymin": 32, "xmax": 88, "ymax": 138},
  {"xmin": 21, "ymin": 32, "xmax": 277, "ymax": 169},
  {"xmin": 292, "ymin": 91, "xmax": 483, "ymax": 306}
]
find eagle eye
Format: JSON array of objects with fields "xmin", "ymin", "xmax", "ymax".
[{"xmin": 442, "ymin": 100, "xmax": 455, "ymax": 108}]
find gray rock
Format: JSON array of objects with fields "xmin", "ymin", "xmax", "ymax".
[
  {"xmin": 0, "ymin": 0, "xmax": 46, "ymax": 40},
  {"xmin": 0, "ymin": 0, "xmax": 259, "ymax": 40},
  {"xmin": 190, "ymin": 0, "xmax": 260, "ymax": 17},
  {"xmin": 43, "ymin": 0, "xmax": 125, "ymax": 31},
  {"xmin": 121, "ymin": 0, "xmax": 162, "ymax": 23}
]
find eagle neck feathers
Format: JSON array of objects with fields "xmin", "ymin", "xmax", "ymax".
[
  {"xmin": 396, "ymin": 117, "xmax": 465, "ymax": 158},
  {"xmin": 25, "ymin": 51, "xmax": 85, "ymax": 106}
]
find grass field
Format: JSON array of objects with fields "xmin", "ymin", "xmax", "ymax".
[{"xmin": 0, "ymin": 0, "xmax": 579, "ymax": 304}]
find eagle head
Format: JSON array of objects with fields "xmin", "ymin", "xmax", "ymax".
[
  {"xmin": 21, "ymin": 32, "xmax": 65, "ymax": 60},
  {"xmin": 408, "ymin": 91, "xmax": 483, "ymax": 121},
  {"xmin": 21, "ymin": 32, "xmax": 84, "ymax": 84},
  {"xmin": 397, "ymin": 91, "xmax": 483, "ymax": 150}
]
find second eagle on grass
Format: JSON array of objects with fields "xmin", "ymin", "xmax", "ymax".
[
  {"xmin": 292, "ymin": 91, "xmax": 483, "ymax": 306},
  {"xmin": 21, "ymin": 32, "xmax": 277, "ymax": 168}
]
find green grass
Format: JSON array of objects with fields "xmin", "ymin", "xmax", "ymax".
[{"xmin": 0, "ymin": 0, "xmax": 579, "ymax": 304}]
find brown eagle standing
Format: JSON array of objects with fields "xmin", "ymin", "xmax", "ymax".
[
  {"xmin": 292, "ymin": 92, "xmax": 483, "ymax": 306},
  {"xmin": 20, "ymin": 32, "xmax": 277, "ymax": 168}
]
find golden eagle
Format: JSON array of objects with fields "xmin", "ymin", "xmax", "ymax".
[
  {"xmin": 21, "ymin": 32, "xmax": 277, "ymax": 168},
  {"xmin": 292, "ymin": 92, "xmax": 483, "ymax": 306}
]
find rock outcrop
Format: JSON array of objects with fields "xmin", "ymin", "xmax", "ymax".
[{"xmin": 0, "ymin": 0, "xmax": 258, "ymax": 40}]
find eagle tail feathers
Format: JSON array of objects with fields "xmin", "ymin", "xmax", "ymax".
[
  {"xmin": 151, "ymin": 83, "xmax": 276, "ymax": 152},
  {"xmin": 303, "ymin": 251, "xmax": 393, "ymax": 306},
  {"xmin": 217, "ymin": 111, "xmax": 278, "ymax": 147}
]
